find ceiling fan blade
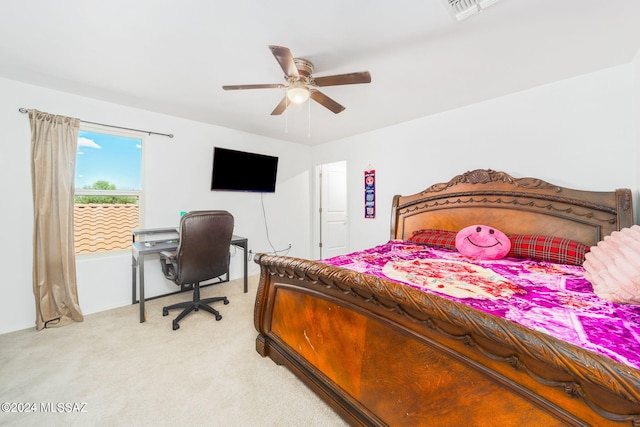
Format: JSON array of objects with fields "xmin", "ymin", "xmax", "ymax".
[
  {"xmin": 313, "ymin": 71, "xmax": 371, "ymax": 87},
  {"xmin": 310, "ymin": 90, "xmax": 345, "ymax": 114},
  {"xmin": 270, "ymin": 97, "xmax": 289, "ymax": 115},
  {"xmin": 269, "ymin": 45, "xmax": 300, "ymax": 79},
  {"xmin": 222, "ymin": 83, "xmax": 285, "ymax": 90}
]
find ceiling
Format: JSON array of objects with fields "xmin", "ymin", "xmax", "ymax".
[{"xmin": 2, "ymin": 1, "xmax": 640, "ymax": 146}]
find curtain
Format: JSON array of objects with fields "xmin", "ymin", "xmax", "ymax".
[{"xmin": 29, "ymin": 110, "xmax": 84, "ymax": 330}]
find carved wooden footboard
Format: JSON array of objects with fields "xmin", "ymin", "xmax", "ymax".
[
  {"xmin": 254, "ymin": 255, "xmax": 640, "ymax": 426},
  {"xmin": 253, "ymin": 170, "xmax": 639, "ymax": 426}
]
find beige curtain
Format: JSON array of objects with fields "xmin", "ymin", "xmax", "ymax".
[{"xmin": 29, "ymin": 110, "xmax": 84, "ymax": 330}]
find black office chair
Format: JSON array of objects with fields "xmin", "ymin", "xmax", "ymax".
[{"xmin": 159, "ymin": 210, "xmax": 234, "ymax": 330}]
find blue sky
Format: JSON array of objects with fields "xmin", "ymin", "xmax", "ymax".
[{"xmin": 75, "ymin": 131, "xmax": 142, "ymax": 191}]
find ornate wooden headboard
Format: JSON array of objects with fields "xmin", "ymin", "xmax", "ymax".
[{"xmin": 391, "ymin": 169, "xmax": 633, "ymax": 247}]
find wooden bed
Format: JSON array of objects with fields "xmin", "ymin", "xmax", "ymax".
[{"xmin": 253, "ymin": 169, "xmax": 639, "ymax": 426}]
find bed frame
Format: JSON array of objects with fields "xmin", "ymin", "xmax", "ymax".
[{"xmin": 253, "ymin": 169, "xmax": 638, "ymax": 426}]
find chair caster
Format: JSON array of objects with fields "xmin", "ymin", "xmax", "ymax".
[
  {"xmin": 163, "ymin": 308, "xmax": 169, "ymax": 316},
  {"xmin": 172, "ymin": 321, "xmax": 180, "ymax": 330},
  {"xmin": 215, "ymin": 314, "xmax": 222, "ymax": 321},
  {"xmin": 224, "ymin": 299, "xmax": 229, "ymax": 305}
]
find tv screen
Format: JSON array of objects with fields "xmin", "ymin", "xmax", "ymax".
[{"xmin": 211, "ymin": 147, "xmax": 279, "ymax": 192}]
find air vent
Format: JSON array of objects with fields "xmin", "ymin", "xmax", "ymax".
[{"xmin": 442, "ymin": 0, "xmax": 501, "ymax": 21}]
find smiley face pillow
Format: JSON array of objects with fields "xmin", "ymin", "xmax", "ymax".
[{"xmin": 455, "ymin": 224, "xmax": 511, "ymax": 260}]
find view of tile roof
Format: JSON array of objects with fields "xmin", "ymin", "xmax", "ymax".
[{"xmin": 74, "ymin": 204, "xmax": 138, "ymax": 254}]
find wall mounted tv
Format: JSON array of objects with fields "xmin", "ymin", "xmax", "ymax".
[{"xmin": 211, "ymin": 147, "xmax": 279, "ymax": 193}]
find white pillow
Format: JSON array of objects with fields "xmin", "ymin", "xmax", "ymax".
[{"xmin": 583, "ymin": 225, "xmax": 640, "ymax": 304}]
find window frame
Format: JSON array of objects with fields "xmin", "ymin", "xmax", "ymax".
[{"xmin": 74, "ymin": 122, "xmax": 146, "ymax": 256}]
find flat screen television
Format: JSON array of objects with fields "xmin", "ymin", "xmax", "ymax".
[{"xmin": 211, "ymin": 147, "xmax": 279, "ymax": 192}]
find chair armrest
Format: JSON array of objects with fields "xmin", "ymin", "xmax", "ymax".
[
  {"xmin": 160, "ymin": 250, "xmax": 176, "ymax": 260},
  {"xmin": 159, "ymin": 250, "xmax": 178, "ymax": 281}
]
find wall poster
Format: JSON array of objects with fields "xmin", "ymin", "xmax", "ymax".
[{"xmin": 364, "ymin": 169, "xmax": 375, "ymax": 219}]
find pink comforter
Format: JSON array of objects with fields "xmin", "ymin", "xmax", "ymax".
[{"xmin": 323, "ymin": 241, "xmax": 640, "ymax": 369}]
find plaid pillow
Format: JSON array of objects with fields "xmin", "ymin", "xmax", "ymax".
[
  {"xmin": 407, "ymin": 229, "xmax": 457, "ymax": 251},
  {"xmin": 507, "ymin": 234, "xmax": 590, "ymax": 266}
]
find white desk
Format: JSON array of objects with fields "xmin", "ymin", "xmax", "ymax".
[{"xmin": 131, "ymin": 228, "xmax": 248, "ymax": 323}]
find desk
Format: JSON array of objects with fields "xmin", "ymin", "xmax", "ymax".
[{"xmin": 131, "ymin": 228, "xmax": 248, "ymax": 323}]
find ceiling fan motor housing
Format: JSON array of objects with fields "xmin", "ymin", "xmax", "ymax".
[{"xmin": 293, "ymin": 58, "xmax": 314, "ymax": 80}]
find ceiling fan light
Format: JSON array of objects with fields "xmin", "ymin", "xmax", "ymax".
[{"xmin": 287, "ymin": 82, "xmax": 310, "ymax": 104}]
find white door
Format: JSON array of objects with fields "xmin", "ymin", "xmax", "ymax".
[{"xmin": 319, "ymin": 161, "xmax": 348, "ymax": 259}]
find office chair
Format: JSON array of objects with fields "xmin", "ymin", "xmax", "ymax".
[{"xmin": 159, "ymin": 210, "xmax": 234, "ymax": 330}]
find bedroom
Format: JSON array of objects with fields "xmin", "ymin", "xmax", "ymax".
[{"xmin": 1, "ymin": 1, "xmax": 640, "ymax": 424}]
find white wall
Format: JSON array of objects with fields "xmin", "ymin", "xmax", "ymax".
[
  {"xmin": 312, "ymin": 63, "xmax": 639, "ymax": 252},
  {"xmin": 634, "ymin": 49, "xmax": 640, "ymax": 205},
  {"xmin": 0, "ymin": 77, "xmax": 312, "ymax": 334}
]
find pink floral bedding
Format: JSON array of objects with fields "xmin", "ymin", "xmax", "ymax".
[{"xmin": 323, "ymin": 240, "xmax": 640, "ymax": 370}]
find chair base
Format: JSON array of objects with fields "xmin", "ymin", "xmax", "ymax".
[{"xmin": 162, "ymin": 282, "xmax": 229, "ymax": 330}]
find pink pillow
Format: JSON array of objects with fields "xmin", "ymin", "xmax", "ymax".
[
  {"xmin": 455, "ymin": 224, "xmax": 511, "ymax": 260},
  {"xmin": 583, "ymin": 225, "xmax": 640, "ymax": 304}
]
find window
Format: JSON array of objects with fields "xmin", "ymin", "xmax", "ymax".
[{"xmin": 74, "ymin": 124, "xmax": 144, "ymax": 254}]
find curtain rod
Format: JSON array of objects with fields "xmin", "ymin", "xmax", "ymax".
[{"xmin": 18, "ymin": 108, "xmax": 174, "ymax": 138}]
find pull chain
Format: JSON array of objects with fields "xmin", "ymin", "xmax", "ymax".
[
  {"xmin": 307, "ymin": 97, "xmax": 311, "ymax": 137},
  {"xmin": 284, "ymin": 92, "xmax": 289, "ymax": 134}
]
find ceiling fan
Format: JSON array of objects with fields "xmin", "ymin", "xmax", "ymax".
[{"xmin": 222, "ymin": 45, "xmax": 371, "ymax": 115}]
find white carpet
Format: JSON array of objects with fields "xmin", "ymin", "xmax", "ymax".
[{"xmin": 0, "ymin": 276, "xmax": 347, "ymax": 426}]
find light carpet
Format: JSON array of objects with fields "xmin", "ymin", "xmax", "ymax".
[{"xmin": 0, "ymin": 276, "xmax": 347, "ymax": 426}]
